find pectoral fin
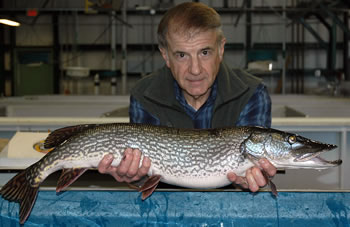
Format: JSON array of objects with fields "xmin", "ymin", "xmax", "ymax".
[
  {"xmin": 261, "ymin": 170, "xmax": 278, "ymax": 196},
  {"xmin": 138, "ymin": 174, "xmax": 161, "ymax": 200},
  {"xmin": 245, "ymin": 153, "xmax": 278, "ymax": 196},
  {"xmin": 56, "ymin": 168, "xmax": 88, "ymax": 193}
]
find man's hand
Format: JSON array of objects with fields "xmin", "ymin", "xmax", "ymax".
[
  {"xmin": 227, "ymin": 158, "xmax": 277, "ymax": 192},
  {"xmin": 98, "ymin": 148, "xmax": 151, "ymax": 183}
]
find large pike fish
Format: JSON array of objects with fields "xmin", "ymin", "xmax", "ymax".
[{"xmin": 0, "ymin": 123, "xmax": 342, "ymax": 224}]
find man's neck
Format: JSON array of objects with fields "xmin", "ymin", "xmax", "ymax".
[{"xmin": 183, "ymin": 89, "xmax": 211, "ymax": 111}]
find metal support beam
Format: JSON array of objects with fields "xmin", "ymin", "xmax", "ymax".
[
  {"xmin": 297, "ymin": 17, "xmax": 327, "ymax": 49},
  {"xmin": 10, "ymin": 26, "xmax": 15, "ymax": 96},
  {"xmin": 245, "ymin": 0, "xmax": 252, "ymax": 68},
  {"xmin": 223, "ymin": 0, "xmax": 229, "ymax": 8},
  {"xmin": 111, "ymin": 11, "xmax": 117, "ymax": 95},
  {"xmin": 52, "ymin": 13, "xmax": 60, "ymax": 94},
  {"xmin": 0, "ymin": 25, "xmax": 3, "ymax": 96},
  {"xmin": 121, "ymin": 1, "xmax": 127, "ymax": 95},
  {"xmin": 72, "ymin": 11, "xmax": 79, "ymax": 66},
  {"xmin": 344, "ymin": 12, "xmax": 349, "ymax": 81},
  {"xmin": 0, "ymin": 0, "xmax": 4, "ymax": 96},
  {"xmin": 309, "ymin": 13, "xmax": 336, "ymax": 77},
  {"xmin": 320, "ymin": 3, "xmax": 350, "ymax": 36},
  {"xmin": 298, "ymin": 12, "xmax": 338, "ymax": 81},
  {"xmin": 330, "ymin": 19, "xmax": 337, "ymax": 74},
  {"xmin": 281, "ymin": 0, "xmax": 287, "ymax": 94},
  {"xmin": 234, "ymin": 0, "xmax": 248, "ymax": 27}
]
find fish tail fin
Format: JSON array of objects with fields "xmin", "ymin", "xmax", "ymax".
[{"xmin": 0, "ymin": 171, "xmax": 39, "ymax": 224}]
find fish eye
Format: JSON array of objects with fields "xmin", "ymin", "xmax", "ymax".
[{"xmin": 288, "ymin": 135, "xmax": 297, "ymax": 144}]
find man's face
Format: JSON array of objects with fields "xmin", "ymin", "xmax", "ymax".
[{"xmin": 160, "ymin": 29, "xmax": 225, "ymax": 105}]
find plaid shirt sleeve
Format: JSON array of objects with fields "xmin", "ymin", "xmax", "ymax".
[
  {"xmin": 236, "ymin": 84, "xmax": 272, "ymax": 128},
  {"xmin": 129, "ymin": 95, "xmax": 160, "ymax": 125}
]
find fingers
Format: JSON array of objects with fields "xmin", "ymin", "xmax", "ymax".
[
  {"xmin": 98, "ymin": 148, "xmax": 151, "ymax": 183},
  {"xmin": 227, "ymin": 172, "xmax": 237, "ymax": 182},
  {"xmin": 138, "ymin": 156, "xmax": 151, "ymax": 178},
  {"xmin": 259, "ymin": 158, "xmax": 277, "ymax": 177},
  {"xmin": 227, "ymin": 172, "xmax": 248, "ymax": 189},
  {"xmin": 228, "ymin": 159, "xmax": 277, "ymax": 193},
  {"xmin": 98, "ymin": 153, "xmax": 116, "ymax": 174},
  {"xmin": 228, "ymin": 168, "xmax": 265, "ymax": 192},
  {"xmin": 246, "ymin": 167, "xmax": 264, "ymax": 192},
  {"xmin": 116, "ymin": 148, "xmax": 135, "ymax": 177}
]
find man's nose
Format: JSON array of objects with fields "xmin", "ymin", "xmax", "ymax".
[{"xmin": 189, "ymin": 56, "xmax": 202, "ymax": 75}]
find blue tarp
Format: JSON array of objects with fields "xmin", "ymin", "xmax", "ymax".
[{"xmin": 0, "ymin": 190, "xmax": 349, "ymax": 226}]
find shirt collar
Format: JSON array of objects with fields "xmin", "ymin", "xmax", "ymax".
[{"xmin": 174, "ymin": 78, "xmax": 218, "ymax": 113}]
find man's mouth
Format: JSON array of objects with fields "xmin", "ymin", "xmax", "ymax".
[{"xmin": 187, "ymin": 78, "xmax": 205, "ymax": 84}]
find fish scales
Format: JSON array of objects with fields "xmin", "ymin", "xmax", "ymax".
[
  {"xmin": 26, "ymin": 124, "xmax": 251, "ymax": 188},
  {"xmin": 1, "ymin": 123, "xmax": 342, "ymax": 224}
]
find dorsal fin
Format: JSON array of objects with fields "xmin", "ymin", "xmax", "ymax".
[{"xmin": 44, "ymin": 124, "xmax": 97, "ymax": 148}]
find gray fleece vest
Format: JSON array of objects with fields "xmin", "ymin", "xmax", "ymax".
[{"xmin": 130, "ymin": 62, "xmax": 261, "ymax": 129}]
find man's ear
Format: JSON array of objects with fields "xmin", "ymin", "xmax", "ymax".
[
  {"xmin": 219, "ymin": 37, "xmax": 226, "ymax": 61},
  {"xmin": 159, "ymin": 47, "xmax": 170, "ymax": 68}
]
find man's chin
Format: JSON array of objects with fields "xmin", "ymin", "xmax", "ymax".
[{"xmin": 185, "ymin": 89, "xmax": 210, "ymax": 99}]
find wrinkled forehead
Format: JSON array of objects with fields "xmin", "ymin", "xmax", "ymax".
[
  {"xmin": 166, "ymin": 26, "xmax": 220, "ymax": 49},
  {"xmin": 168, "ymin": 24, "xmax": 208, "ymax": 40}
]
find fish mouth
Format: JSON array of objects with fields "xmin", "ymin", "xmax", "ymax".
[{"xmin": 293, "ymin": 144, "xmax": 342, "ymax": 167}]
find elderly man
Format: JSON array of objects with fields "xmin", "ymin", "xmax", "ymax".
[{"xmin": 98, "ymin": 2, "xmax": 276, "ymax": 192}]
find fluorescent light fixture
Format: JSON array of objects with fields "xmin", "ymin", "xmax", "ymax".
[
  {"xmin": 247, "ymin": 60, "xmax": 274, "ymax": 72},
  {"xmin": 268, "ymin": 62, "xmax": 273, "ymax": 71},
  {"xmin": 0, "ymin": 19, "xmax": 20, "ymax": 27}
]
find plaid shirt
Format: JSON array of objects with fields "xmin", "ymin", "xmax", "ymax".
[{"xmin": 129, "ymin": 80, "xmax": 271, "ymax": 129}]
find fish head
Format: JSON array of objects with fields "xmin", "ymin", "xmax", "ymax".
[{"xmin": 243, "ymin": 127, "xmax": 342, "ymax": 169}]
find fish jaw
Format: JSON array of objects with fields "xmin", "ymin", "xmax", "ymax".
[
  {"xmin": 293, "ymin": 143, "xmax": 337, "ymax": 162},
  {"xmin": 270, "ymin": 143, "xmax": 341, "ymax": 169},
  {"xmin": 243, "ymin": 127, "xmax": 342, "ymax": 170},
  {"xmin": 272, "ymin": 156, "xmax": 342, "ymax": 169},
  {"xmin": 290, "ymin": 142, "xmax": 341, "ymax": 169}
]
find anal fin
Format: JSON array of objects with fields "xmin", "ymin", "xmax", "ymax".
[
  {"xmin": 56, "ymin": 168, "xmax": 88, "ymax": 193},
  {"xmin": 127, "ymin": 176, "xmax": 150, "ymax": 190},
  {"xmin": 138, "ymin": 174, "xmax": 161, "ymax": 200}
]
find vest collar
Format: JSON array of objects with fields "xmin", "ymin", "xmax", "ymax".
[
  {"xmin": 143, "ymin": 62, "xmax": 249, "ymax": 109},
  {"xmin": 143, "ymin": 66, "xmax": 181, "ymax": 109},
  {"xmin": 215, "ymin": 62, "xmax": 249, "ymax": 106}
]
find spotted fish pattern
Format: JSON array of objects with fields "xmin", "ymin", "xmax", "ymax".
[{"xmin": 0, "ymin": 123, "xmax": 341, "ymax": 224}]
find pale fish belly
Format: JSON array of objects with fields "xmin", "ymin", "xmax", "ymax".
[{"xmin": 148, "ymin": 161, "xmax": 255, "ymax": 189}]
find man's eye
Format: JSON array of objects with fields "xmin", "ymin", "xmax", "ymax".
[
  {"xmin": 177, "ymin": 53, "xmax": 185, "ymax": 58},
  {"xmin": 202, "ymin": 50, "xmax": 208, "ymax": 55}
]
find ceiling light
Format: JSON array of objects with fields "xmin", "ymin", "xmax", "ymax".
[{"xmin": 0, "ymin": 19, "xmax": 20, "ymax": 27}]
